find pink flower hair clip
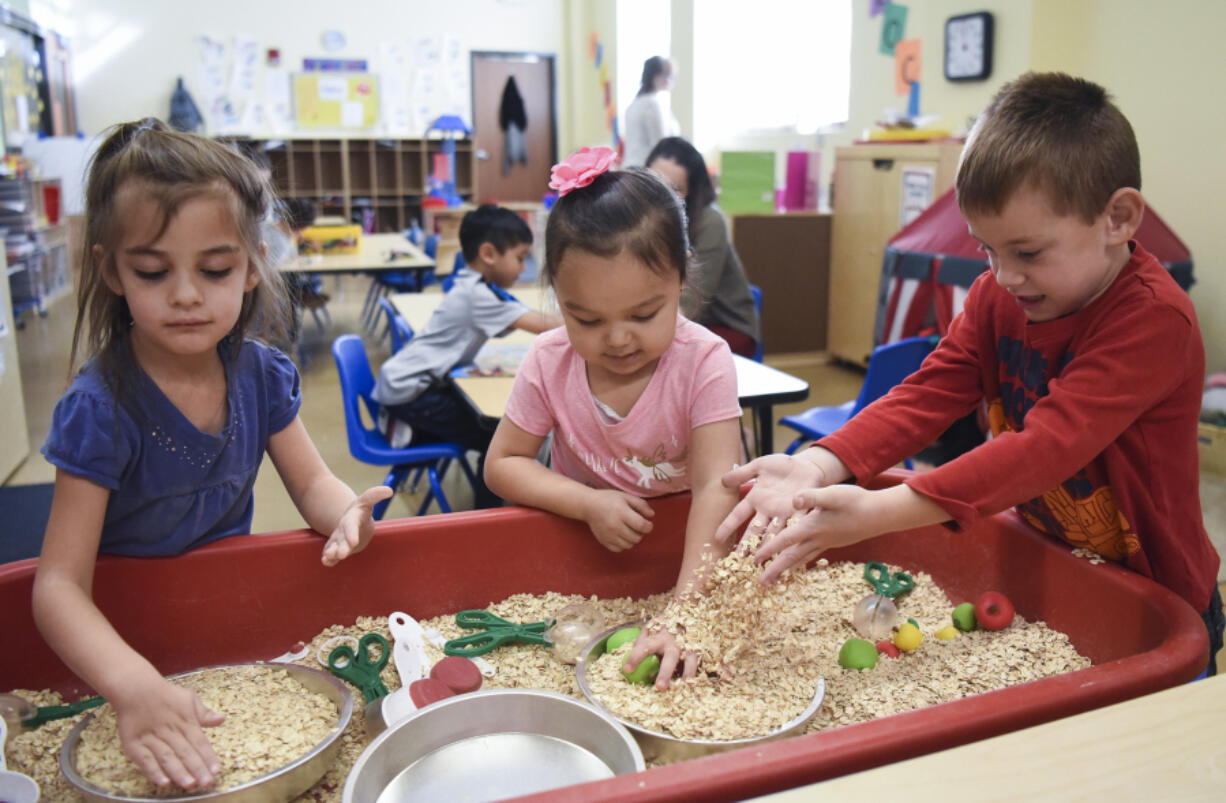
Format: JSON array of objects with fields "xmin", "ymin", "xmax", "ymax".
[{"xmin": 549, "ymin": 146, "xmax": 617, "ymax": 197}]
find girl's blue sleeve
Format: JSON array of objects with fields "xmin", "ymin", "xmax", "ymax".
[
  {"xmin": 263, "ymin": 345, "xmax": 303, "ymax": 434},
  {"xmin": 41, "ymin": 390, "xmax": 133, "ymax": 490}
]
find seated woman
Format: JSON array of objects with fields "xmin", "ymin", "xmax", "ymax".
[{"xmin": 647, "ymin": 137, "xmax": 760, "ymax": 358}]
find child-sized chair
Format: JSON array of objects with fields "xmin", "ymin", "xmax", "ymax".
[
  {"xmin": 376, "ymin": 297, "xmax": 414, "ymax": 353},
  {"xmin": 748, "ymin": 284, "xmax": 764, "ymax": 362},
  {"xmin": 779, "ymin": 335, "xmax": 937, "ymax": 461},
  {"xmin": 332, "ymin": 335, "xmax": 477, "ymax": 519}
]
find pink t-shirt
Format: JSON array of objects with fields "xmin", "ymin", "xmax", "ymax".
[{"xmin": 504, "ymin": 317, "xmax": 742, "ymax": 496}]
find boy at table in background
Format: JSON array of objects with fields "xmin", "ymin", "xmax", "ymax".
[
  {"xmin": 484, "ymin": 148, "xmax": 744, "ymax": 688},
  {"xmin": 715, "ymin": 73, "xmax": 1223, "ymax": 675},
  {"xmin": 372, "ymin": 204, "xmax": 562, "ymax": 508},
  {"xmin": 33, "ymin": 119, "xmax": 393, "ymax": 791}
]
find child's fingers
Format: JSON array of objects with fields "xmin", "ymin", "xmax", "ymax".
[
  {"xmin": 793, "ymin": 487, "xmax": 833, "ymax": 511},
  {"xmin": 126, "ymin": 741, "xmax": 170, "ymax": 788},
  {"xmin": 654, "ymin": 645, "xmax": 681, "ymax": 690},
  {"xmin": 194, "ymin": 697, "xmax": 225, "ymax": 730},
  {"xmin": 720, "ymin": 460, "xmax": 761, "ymax": 489},
  {"xmin": 713, "ymin": 497, "xmax": 755, "ymax": 542},
  {"xmin": 681, "ymin": 651, "xmax": 699, "ymax": 680},
  {"xmin": 150, "ymin": 731, "xmax": 204, "ymax": 788},
  {"xmin": 625, "ymin": 495, "xmax": 655, "ymax": 518},
  {"xmin": 356, "ymin": 485, "xmax": 394, "ymax": 512}
]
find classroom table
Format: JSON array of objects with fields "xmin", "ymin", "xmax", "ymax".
[
  {"xmin": 750, "ymin": 673, "xmax": 1226, "ymax": 802},
  {"xmin": 282, "ymin": 232, "xmax": 438, "ymax": 278}
]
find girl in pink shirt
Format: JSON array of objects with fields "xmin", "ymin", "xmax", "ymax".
[{"xmin": 486, "ymin": 148, "xmax": 743, "ymax": 689}]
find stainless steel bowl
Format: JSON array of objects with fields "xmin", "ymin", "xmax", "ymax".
[
  {"xmin": 60, "ymin": 663, "xmax": 354, "ymax": 803},
  {"xmin": 343, "ymin": 689, "xmax": 644, "ymax": 803},
  {"xmin": 574, "ymin": 624, "xmax": 826, "ymax": 763}
]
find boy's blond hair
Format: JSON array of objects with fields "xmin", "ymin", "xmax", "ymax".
[{"xmin": 956, "ymin": 72, "xmax": 1140, "ymax": 224}]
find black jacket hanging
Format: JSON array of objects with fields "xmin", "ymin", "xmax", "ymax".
[{"xmin": 499, "ymin": 76, "xmax": 528, "ymax": 175}]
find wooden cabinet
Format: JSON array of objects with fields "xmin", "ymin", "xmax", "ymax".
[
  {"xmin": 731, "ymin": 212, "xmax": 831, "ymax": 355},
  {"xmin": 827, "ymin": 143, "xmax": 962, "ymax": 365},
  {"xmin": 0, "ymin": 249, "xmax": 30, "ymax": 481},
  {"xmin": 224, "ymin": 137, "xmax": 476, "ymax": 234}
]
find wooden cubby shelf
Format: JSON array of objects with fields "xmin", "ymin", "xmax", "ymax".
[{"xmin": 221, "ymin": 136, "xmax": 477, "ymax": 233}]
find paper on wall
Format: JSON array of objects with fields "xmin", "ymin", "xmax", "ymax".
[
  {"xmin": 379, "ymin": 42, "xmax": 411, "ymax": 134},
  {"xmin": 341, "ymin": 101, "xmax": 363, "ymax": 127},
  {"xmin": 899, "ymin": 165, "xmax": 935, "ymax": 228},
  {"xmin": 318, "ymin": 76, "xmax": 347, "ymax": 102}
]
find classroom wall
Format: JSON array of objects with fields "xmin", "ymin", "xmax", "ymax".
[
  {"xmin": 62, "ymin": 0, "xmax": 566, "ymax": 139},
  {"xmin": 1029, "ymin": 0, "xmax": 1226, "ymax": 373},
  {"xmin": 561, "ymin": 0, "xmax": 619, "ymax": 153}
]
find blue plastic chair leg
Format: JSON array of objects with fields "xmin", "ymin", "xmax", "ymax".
[{"xmin": 784, "ymin": 436, "xmax": 808, "ymax": 455}]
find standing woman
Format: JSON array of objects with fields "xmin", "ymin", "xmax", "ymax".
[
  {"xmin": 648, "ymin": 137, "xmax": 760, "ymax": 358},
  {"xmin": 622, "ymin": 56, "xmax": 681, "ymax": 167}
]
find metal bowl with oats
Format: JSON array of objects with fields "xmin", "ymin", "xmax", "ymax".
[
  {"xmin": 575, "ymin": 623, "xmax": 825, "ymax": 763},
  {"xmin": 59, "ymin": 663, "xmax": 353, "ymax": 803}
]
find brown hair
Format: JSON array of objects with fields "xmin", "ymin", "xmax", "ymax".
[
  {"xmin": 543, "ymin": 168, "xmax": 689, "ymax": 285},
  {"xmin": 956, "ymin": 72, "xmax": 1140, "ymax": 223},
  {"xmin": 73, "ymin": 118, "xmax": 289, "ymax": 383}
]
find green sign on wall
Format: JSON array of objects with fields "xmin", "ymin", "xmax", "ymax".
[{"xmin": 718, "ymin": 151, "xmax": 776, "ymax": 214}]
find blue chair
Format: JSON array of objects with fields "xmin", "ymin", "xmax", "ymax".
[
  {"xmin": 748, "ymin": 284, "xmax": 764, "ymax": 362},
  {"xmin": 779, "ymin": 336, "xmax": 937, "ymax": 461},
  {"xmin": 442, "ymin": 250, "xmax": 466, "ymax": 293},
  {"xmin": 360, "ymin": 233, "xmax": 444, "ymax": 330},
  {"xmin": 332, "ymin": 335, "xmax": 477, "ymax": 519},
  {"xmin": 377, "ymin": 297, "xmax": 414, "ymax": 353}
]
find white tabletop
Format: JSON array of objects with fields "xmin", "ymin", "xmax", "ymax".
[{"xmin": 283, "ymin": 233, "xmax": 435, "ymax": 274}]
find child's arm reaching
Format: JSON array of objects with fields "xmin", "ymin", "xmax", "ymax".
[
  {"xmin": 623, "ymin": 417, "xmax": 743, "ymax": 689},
  {"xmin": 32, "ymin": 471, "xmax": 224, "ymax": 790},
  {"xmin": 511, "ymin": 310, "xmax": 564, "ymax": 334},
  {"xmin": 267, "ymin": 416, "xmax": 393, "ymax": 565},
  {"xmin": 485, "ymin": 418, "xmax": 655, "ymax": 549}
]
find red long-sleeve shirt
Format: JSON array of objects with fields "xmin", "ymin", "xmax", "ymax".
[{"xmin": 820, "ymin": 243, "xmax": 1217, "ymax": 611}]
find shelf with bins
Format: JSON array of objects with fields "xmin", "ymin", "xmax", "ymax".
[{"xmin": 224, "ymin": 137, "xmax": 476, "ymax": 234}]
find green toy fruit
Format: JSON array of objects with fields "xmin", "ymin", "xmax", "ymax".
[
  {"xmin": 838, "ymin": 638, "xmax": 879, "ymax": 670},
  {"xmin": 952, "ymin": 602, "xmax": 978, "ymax": 632},
  {"xmin": 605, "ymin": 627, "xmax": 641, "ymax": 653},
  {"xmin": 621, "ymin": 654, "xmax": 661, "ymax": 685}
]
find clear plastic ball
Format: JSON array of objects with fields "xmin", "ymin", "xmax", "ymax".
[
  {"xmin": 0, "ymin": 692, "xmax": 36, "ymax": 729},
  {"xmin": 545, "ymin": 603, "xmax": 607, "ymax": 664},
  {"xmin": 853, "ymin": 594, "xmax": 899, "ymax": 640}
]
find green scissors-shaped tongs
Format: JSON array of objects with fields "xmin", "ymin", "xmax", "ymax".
[
  {"xmin": 864, "ymin": 561, "xmax": 915, "ymax": 599},
  {"xmin": 443, "ymin": 610, "xmax": 551, "ymax": 658},
  {"xmin": 327, "ymin": 632, "xmax": 390, "ymax": 703}
]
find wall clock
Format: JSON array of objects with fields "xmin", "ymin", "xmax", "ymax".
[{"xmin": 944, "ymin": 12, "xmax": 993, "ymax": 82}]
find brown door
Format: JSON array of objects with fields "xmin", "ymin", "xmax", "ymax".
[{"xmin": 471, "ymin": 52, "xmax": 556, "ymax": 203}]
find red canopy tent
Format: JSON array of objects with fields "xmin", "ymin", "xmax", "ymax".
[{"xmin": 874, "ymin": 188, "xmax": 1194, "ymax": 347}]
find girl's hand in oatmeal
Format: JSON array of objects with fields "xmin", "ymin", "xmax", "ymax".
[
  {"xmin": 114, "ymin": 675, "xmax": 224, "ymax": 789},
  {"xmin": 582, "ymin": 489, "xmax": 654, "ymax": 552},
  {"xmin": 321, "ymin": 485, "xmax": 394, "ymax": 566},
  {"xmin": 624, "ymin": 626, "xmax": 698, "ymax": 691}
]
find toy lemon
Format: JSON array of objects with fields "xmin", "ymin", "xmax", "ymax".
[
  {"xmin": 934, "ymin": 625, "xmax": 960, "ymax": 641},
  {"xmin": 893, "ymin": 621, "xmax": 923, "ymax": 652}
]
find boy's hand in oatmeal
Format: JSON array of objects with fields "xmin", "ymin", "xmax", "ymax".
[
  {"xmin": 321, "ymin": 485, "xmax": 394, "ymax": 566},
  {"xmin": 624, "ymin": 625, "xmax": 697, "ymax": 691},
  {"xmin": 582, "ymin": 489, "xmax": 654, "ymax": 552},
  {"xmin": 713, "ymin": 448, "xmax": 850, "ymax": 546}
]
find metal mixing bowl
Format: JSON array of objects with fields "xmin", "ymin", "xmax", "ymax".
[
  {"xmin": 343, "ymin": 688, "xmax": 644, "ymax": 803},
  {"xmin": 574, "ymin": 623, "xmax": 826, "ymax": 763},
  {"xmin": 60, "ymin": 662, "xmax": 353, "ymax": 803}
]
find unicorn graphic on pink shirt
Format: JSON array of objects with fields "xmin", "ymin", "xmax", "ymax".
[{"xmin": 623, "ymin": 444, "xmax": 687, "ymax": 489}]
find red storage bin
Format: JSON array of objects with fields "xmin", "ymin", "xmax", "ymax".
[{"xmin": 0, "ymin": 471, "xmax": 1206, "ymax": 801}]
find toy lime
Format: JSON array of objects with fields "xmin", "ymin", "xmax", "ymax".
[
  {"xmin": 606, "ymin": 626, "xmax": 641, "ymax": 653},
  {"xmin": 934, "ymin": 626, "xmax": 960, "ymax": 641},
  {"xmin": 894, "ymin": 621, "xmax": 923, "ymax": 652},
  {"xmin": 952, "ymin": 602, "xmax": 978, "ymax": 632},
  {"xmin": 621, "ymin": 654, "xmax": 661, "ymax": 685},
  {"xmin": 853, "ymin": 562, "xmax": 915, "ymax": 640},
  {"xmin": 838, "ymin": 638, "xmax": 878, "ymax": 670}
]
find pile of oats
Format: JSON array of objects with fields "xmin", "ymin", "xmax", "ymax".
[
  {"xmin": 72, "ymin": 665, "xmax": 337, "ymax": 797},
  {"xmin": 4, "ymin": 569, "xmax": 1090, "ymax": 801}
]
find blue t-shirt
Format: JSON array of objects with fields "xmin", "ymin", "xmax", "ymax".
[{"xmin": 41, "ymin": 339, "xmax": 301, "ymax": 556}]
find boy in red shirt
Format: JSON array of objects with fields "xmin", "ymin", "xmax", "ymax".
[{"xmin": 716, "ymin": 72, "xmax": 1223, "ymax": 675}]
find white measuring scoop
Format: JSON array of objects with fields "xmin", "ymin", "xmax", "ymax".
[
  {"xmin": 0, "ymin": 718, "xmax": 40, "ymax": 803},
  {"xmin": 388, "ymin": 611, "xmax": 432, "ymax": 683}
]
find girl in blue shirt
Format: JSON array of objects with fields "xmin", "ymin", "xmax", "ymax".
[{"xmin": 32, "ymin": 119, "xmax": 392, "ymax": 792}]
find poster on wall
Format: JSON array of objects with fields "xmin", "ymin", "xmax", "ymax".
[{"xmin": 899, "ymin": 165, "xmax": 935, "ymax": 227}]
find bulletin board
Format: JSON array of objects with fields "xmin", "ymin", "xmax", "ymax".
[{"xmin": 291, "ymin": 73, "xmax": 380, "ymax": 128}]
